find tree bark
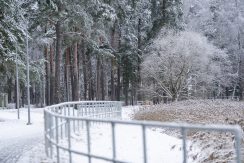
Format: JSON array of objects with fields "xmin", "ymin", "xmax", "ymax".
[
  {"xmin": 82, "ymin": 42, "xmax": 88, "ymax": 100},
  {"xmin": 101, "ymin": 58, "xmax": 105, "ymax": 100},
  {"xmin": 72, "ymin": 42, "xmax": 80, "ymax": 101},
  {"xmin": 111, "ymin": 59, "xmax": 115, "ymax": 100},
  {"xmin": 124, "ymin": 57, "xmax": 129, "ymax": 105},
  {"xmin": 65, "ymin": 47, "xmax": 71, "ymax": 101},
  {"xmin": 137, "ymin": 18, "xmax": 142, "ymax": 102},
  {"xmin": 117, "ymin": 64, "xmax": 121, "ymax": 101},
  {"xmin": 50, "ymin": 44, "xmax": 55, "ymax": 104},
  {"xmin": 124, "ymin": 85, "xmax": 129, "ymax": 105},
  {"xmin": 54, "ymin": 20, "xmax": 62, "ymax": 104},
  {"xmin": 44, "ymin": 45, "xmax": 50, "ymax": 105},
  {"xmin": 96, "ymin": 56, "xmax": 102, "ymax": 100},
  {"xmin": 110, "ymin": 23, "xmax": 117, "ymax": 101},
  {"xmin": 87, "ymin": 51, "xmax": 94, "ymax": 100},
  {"xmin": 7, "ymin": 77, "xmax": 12, "ymax": 103},
  {"xmin": 116, "ymin": 27, "xmax": 122, "ymax": 101}
]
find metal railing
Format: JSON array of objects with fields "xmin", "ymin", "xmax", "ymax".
[
  {"xmin": 44, "ymin": 101, "xmax": 243, "ymax": 163},
  {"xmin": 207, "ymin": 96, "xmax": 240, "ymax": 101}
]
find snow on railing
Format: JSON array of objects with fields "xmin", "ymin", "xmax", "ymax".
[{"xmin": 44, "ymin": 101, "xmax": 243, "ymax": 163}]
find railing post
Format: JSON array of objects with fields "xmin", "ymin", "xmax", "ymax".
[
  {"xmin": 68, "ymin": 104, "xmax": 70, "ymax": 116},
  {"xmin": 60, "ymin": 108, "xmax": 63, "ymax": 139},
  {"xmin": 64, "ymin": 105, "xmax": 67, "ymax": 116},
  {"xmin": 118, "ymin": 102, "xmax": 122, "ymax": 118},
  {"xmin": 142, "ymin": 125, "xmax": 147, "ymax": 163},
  {"xmin": 111, "ymin": 122, "xmax": 116, "ymax": 162},
  {"xmin": 181, "ymin": 127, "xmax": 187, "ymax": 163},
  {"xmin": 104, "ymin": 102, "xmax": 107, "ymax": 118},
  {"xmin": 49, "ymin": 113, "xmax": 53, "ymax": 158},
  {"xmin": 55, "ymin": 116, "xmax": 60, "ymax": 163},
  {"xmin": 67, "ymin": 119, "xmax": 72, "ymax": 163},
  {"xmin": 44, "ymin": 110, "xmax": 49, "ymax": 157},
  {"xmin": 235, "ymin": 129, "xmax": 242, "ymax": 163},
  {"xmin": 47, "ymin": 112, "xmax": 51, "ymax": 157},
  {"xmin": 86, "ymin": 120, "xmax": 91, "ymax": 163},
  {"xmin": 73, "ymin": 105, "xmax": 75, "ymax": 133}
]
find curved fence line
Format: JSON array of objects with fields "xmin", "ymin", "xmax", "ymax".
[{"xmin": 44, "ymin": 101, "xmax": 243, "ymax": 163}]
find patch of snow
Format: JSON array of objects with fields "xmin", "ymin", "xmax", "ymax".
[
  {"xmin": 0, "ymin": 105, "xmax": 188, "ymax": 163},
  {"xmin": 0, "ymin": 108, "xmax": 44, "ymax": 163},
  {"xmin": 68, "ymin": 124, "xmax": 183, "ymax": 163}
]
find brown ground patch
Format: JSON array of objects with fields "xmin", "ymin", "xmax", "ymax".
[{"xmin": 133, "ymin": 100, "xmax": 244, "ymax": 162}]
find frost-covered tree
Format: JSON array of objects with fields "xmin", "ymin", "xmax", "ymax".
[
  {"xmin": 0, "ymin": 0, "xmax": 26, "ymax": 59},
  {"xmin": 183, "ymin": 0, "xmax": 244, "ymax": 99},
  {"xmin": 142, "ymin": 30, "xmax": 231, "ymax": 101},
  {"xmin": 116, "ymin": 0, "xmax": 183, "ymax": 104},
  {"xmin": 0, "ymin": 0, "xmax": 48, "ymax": 105}
]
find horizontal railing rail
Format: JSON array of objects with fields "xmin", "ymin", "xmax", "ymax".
[
  {"xmin": 206, "ymin": 96, "xmax": 240, "ymax": 101},
  {"xmin": 44, "ymin": 101, "xmax": 243, "ymax": 163}
]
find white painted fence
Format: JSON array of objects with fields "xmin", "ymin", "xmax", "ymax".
[{"xmin": 44, "ymin": 101, "xmax": 243, "ymax": 163}]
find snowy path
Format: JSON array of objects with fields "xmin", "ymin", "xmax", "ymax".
[
  {"xmin": 0, "ymin": 106, "xmax": 184, "ymax": 163},
  {"xmin": 0, "ymin": 108, "xmax": 44, "ymax": 163},
  {"xmin": 62, "ymin": 106, "xmax": 183, "ymax": 163},
  {"xmin": 0, "ymin": 136, "xmax": 42, "ymax": 163}
]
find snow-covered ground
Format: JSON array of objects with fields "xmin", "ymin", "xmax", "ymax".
[
  {"xmin": 58, "ymin": 106, "xmax": 183, "ymax": 163},
  {"xmin": 0, "ymin": 108, "xmax": 45, "ymax": 163},
  {"xmin": 0, "ymin": 106, "xmax": 185, "ymax": 163}
]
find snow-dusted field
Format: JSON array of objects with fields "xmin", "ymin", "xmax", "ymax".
[
  {"xmin": 134, "ymin": 100, "xmax": 244, "ymax": 162},
  {"xmin": 0, "ymin": 106, "xmax": 186, "ymax": 163}
]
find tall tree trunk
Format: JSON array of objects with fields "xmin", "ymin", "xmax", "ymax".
[
  {"xmin": 117, "ymin": 64, "xmax": 121, "ymax": 101},
  {"xmin": 236, "ymin": 3, "xmax": 242, "ymax": 100},
  {"xmin": 32, "ymin": 84, "xmax": 36, "ymax": 105},
  {"xmin": 71, "ymin": 56, "xmax": 75, "ymax": 101},
  {"xmin": 101, "ymin": 58, "xmax": 105, "ymax": 100},
  {"xmin": 124, "ymin": 57, "xmax": 129, "ymax": 105},
  {"xmin": 131, "ymin": 80, "xmax": 136, "ymax": 105},
  {"xmin": 96, "ymin": 56, "xmax": 102, "ymax": 100},
  {"xmin": 21, "ymin": 87, "xmax": 25, "ymax": 107},
  {"xmin": 239, "ymin": 59, "xmax": 243, "ymax": 100},
  {"xmin": 15, "ymin": 79, "xmax": 19, "ymax": 109},
  {"xmin": 111, "ymin": 59, "xmax": 115, "ymax": 100},
  {"xmin": 7, "ymin": 77, "xmax": 12, "ymax": 103},
  {"xmin": 104, "ymin": 70, "xmax": 108, "ymax": 100},
  {"xmin": 137, "ymin": 18, "xmax": 142, "ymax": 102},
  {"xmin": 54, "ymin": 21, "xmax": 62, "ymax": 104},
  {"xmin": 110, "ymin": 23, "xmax": 117, "ymax": 101},
  {"xmin": 44, "ymin": 45, "xmax": 50, "ymax": 105},
  {"xmin": 87, "ymin": 52, "xmax": 94, "ymax": 100},
  {"xmin": 82, "ymin": 42, "xmax": 88, "ymax": 100},
  {"xmin": 65, "ymin": 47, "xmax": 71, "ymax": 101},
  {"xmin": 235, "ymin": 0, "xmax": 243, "ymax": 99},
  {"xmin": 116, "ymin": 28, "xmax": 122, "ymax": 101},
  {"xmin": 238, "ymin": 30, "xmax": 243, "ymax": 100},
  {"xmin": 50, "ymin": 44, "xmax": 55, "ymax": 105},
  {"xmin": 124, "ymin": 85, "xmax": 129, "ymax": 106},
  {"xmin": 72, "ymin": 42, "xmax": 80, "ymax": 101}
]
